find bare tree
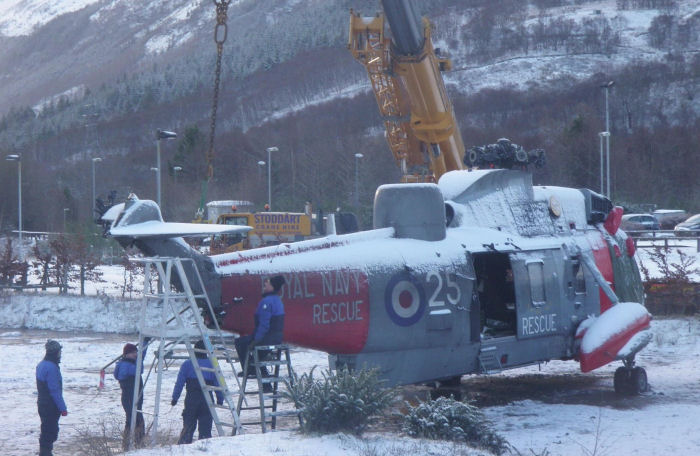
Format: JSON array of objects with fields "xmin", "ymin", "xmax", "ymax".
[{"xmin": 0, "ymin": 237, "xmax": 27, "ymax": 286}]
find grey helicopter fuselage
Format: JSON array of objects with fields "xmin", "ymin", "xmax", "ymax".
[
  {"xmin": 210, "ymin": 169, "xmax": 644, "ymax": 386},
  {"xmin": 111, "ymin": 169, "xmax": 645, "ymax": 387}
]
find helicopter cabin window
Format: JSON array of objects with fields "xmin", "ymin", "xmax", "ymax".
[
  {"xmin": 572, "ymin": 259, "xmax": 586, "ymax": 294},
  {"xmin": 527, "ymin": 261, "xmax": 546, "ymax": 306}
]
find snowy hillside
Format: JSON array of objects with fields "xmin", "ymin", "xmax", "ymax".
[
  {"xmin": 0, "ymin": 0, "xmax": 697, "ymax": 234},
  {"xmin": 0, "ymin": 0, "xmax": 99, "ymax": 36},
  {"xmin": 443, "ymin": 0, "xmax": 700, "ymax": 97},
  {"xmin": 0, "ymin": 0, "xmax": 697, "ymax": 119}
]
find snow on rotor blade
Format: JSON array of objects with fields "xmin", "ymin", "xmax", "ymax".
[{"xmin": 110, "ymin": 221, "xmax": 251, "ymax": 239}]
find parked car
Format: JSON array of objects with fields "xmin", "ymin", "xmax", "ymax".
[
  {"xmin": 653, "ymin": 209, "xmax": 688, "ymax": 230},
  {"xmin": 674, "ymin": 214, "xmax": 700, "ymax": 237},
  {"xmin": 621, "ymin": 213, "xmax": 660, "ymax": 232}
]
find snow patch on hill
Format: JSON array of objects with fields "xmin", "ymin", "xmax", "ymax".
[{"xmin": 0, "ymin": 0, "xmax": 99, "ymax": 36}]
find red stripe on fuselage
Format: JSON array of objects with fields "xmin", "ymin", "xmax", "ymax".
[
  {"xmin": 590, "ymin": 232, "xmax": 615, "ymax": 313},
  {"xmin": 221, "ymin": 270, "xmax": 369, "ymax": 354}
]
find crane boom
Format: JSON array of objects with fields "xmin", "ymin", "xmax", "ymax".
[{"xmin": 349, "ymin": 0, "xmax": 466, "ymax": 182}]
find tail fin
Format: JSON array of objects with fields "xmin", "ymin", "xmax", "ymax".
[{"xmin": 108, "ymin": 195, "xmax": 249, "ymax": 308}]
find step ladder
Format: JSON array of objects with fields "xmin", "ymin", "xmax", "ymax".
[
  {"xmin": 478, "ymin": 345, "xmax": 503, "ymax": 374},
  {"xmin": 127, "ymin": 257, "xmax": 244, "ymax": 450},
  {"xmin": 235, "ymin": 344, "xmax": 301, "ymax": 433}
]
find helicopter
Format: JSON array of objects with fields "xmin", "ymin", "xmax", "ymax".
[
  {"xmin": 110, "ymin": 169, "xmax": 651, "ymax": 394},
  {"xmin": 108, "ymin": 0, "xmax": 651, "ymax": 394}
]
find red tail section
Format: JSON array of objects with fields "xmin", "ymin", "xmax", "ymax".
[{"xmin": 579, "ymin": 302, "xmax": 651, "ymax": 373}]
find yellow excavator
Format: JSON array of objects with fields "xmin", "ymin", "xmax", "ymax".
[{"xmin": 348, "ymin": 0, "xmax": 466, "ymax": 182}]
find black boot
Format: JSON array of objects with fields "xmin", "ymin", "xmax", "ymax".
[{"xmin": 39, "ymin": 446, "xmax": 53, "ymax": 456}]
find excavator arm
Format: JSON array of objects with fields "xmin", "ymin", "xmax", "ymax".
[{"xmin": 349, "ymin": 0, "xmax": 465, "ymax": 182}]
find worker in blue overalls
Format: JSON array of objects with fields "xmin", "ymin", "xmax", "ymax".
[
  {"xmin": 234, "ymin": 275, "xmax": 286, "ymax": 392},
  {"xmin": 36, "ymin": 340, "xmax": 67, "ymax": 456},
  {"xmin": 114, "ymin": 340, "xmax": 149, "ymax": 449},
  {"xmin": 171, "ymin": 340, "xmax": 224, "ymax": 444}
]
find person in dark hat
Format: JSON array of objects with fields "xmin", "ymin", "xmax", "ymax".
[
  {"xmin": 234, "ymin": 275, "xmax": 286, "ymax": 391},
  {"xmin": 171, "ymin": 340, "xmax": 224, "ymax": 444},
  {"xmin": 36, "ymin": 339, "xmax": 67, "ymax": 456},
  {"xmin": 114, "ymin": 341, "xmax": 149, "ymax": 449}
]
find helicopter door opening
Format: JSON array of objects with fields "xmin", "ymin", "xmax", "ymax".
[{"xmin": 473, "ymin": 252, "xmax": 517, "ymax": 339}]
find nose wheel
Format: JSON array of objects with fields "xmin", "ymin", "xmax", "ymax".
[{"xmin": 614, "ymin": 359, "xmax": 648, "ymax": 395}]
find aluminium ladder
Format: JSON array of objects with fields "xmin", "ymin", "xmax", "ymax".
[
  {"xmin": 127, "ymin": 257, "xmax": 244, "ymax": 449},
  {"xmin": 235, "ymin": 344, "xmax": 301, "ymax": 433}
]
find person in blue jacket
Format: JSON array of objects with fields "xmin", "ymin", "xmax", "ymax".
[
  {"xmin": 36, "ymin": 339, "xmax": 67, "ymax": 456},
  {"xmin": 171, "ymin": 340, "xmax": 224, "ymax": 444},
  {"xmin": 114, "ymin": 341, "xmax": 148, "ymax": 449},
  {"xmin": 234, "ymin": 275, "xmax": 286, "ymax": 390}
]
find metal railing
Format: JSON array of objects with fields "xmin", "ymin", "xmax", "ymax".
[{"xmin": 627, "ymin": 230, "xmax": 700, "ymax": 252}]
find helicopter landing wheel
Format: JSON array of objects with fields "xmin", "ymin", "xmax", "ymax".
[
  {"xmin": 614, "ymin": 366, "xmax": 631, "ymax": 394},
  {"xmin": 630, "ymin": 366, "xmax": 648, "ymax": 394},
  {"xmin": 614, "ymin": 365, "xmax": 648, "ymax": 395}
]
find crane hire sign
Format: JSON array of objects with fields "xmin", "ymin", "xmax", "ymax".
[{"xmin": 252, "ymin": 212, "xmax": 311, "ymax": 236}]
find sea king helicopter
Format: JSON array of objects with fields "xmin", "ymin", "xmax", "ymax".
[{"xmin": 107, "ymin": 0, "xmax": 651, "ymax": 394}]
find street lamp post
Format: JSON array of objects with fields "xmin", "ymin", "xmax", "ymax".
[
  {"xmin": 155, "ymin": 129, "xmax": 177, "ymax": 208},
  {"xmin": 354, "ymin": 153, "xmax": 364, "ymax": 207},
  {"xmin": 266, "ymin": 147, "xmax": 278, "ymax": 209},
  {"xmin": 257, "ymin": 160, "xmax": 266, "ymax": 179},
  {"xmin": 63, "ymin": 208, "xmax": 70, "ymax": 233},
  {"xmin": 173, "ymin": 166, "xmax": 182, "ymax": 183},
  {"xmin": 601, "ymin": 81, "xmax": 614, "ymax": 198},
  {"xmin": 91, "ymin": 157, "xmax": 102, "ymax": 221},
  {"xmin": 598, "ymin": 132, "xmax": 609, "ymax": 195},
  {"xmin": 5, "ymin": 154, "xmax": 22, "ymax": 260}
]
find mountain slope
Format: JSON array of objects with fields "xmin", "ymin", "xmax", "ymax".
[{"xmin": 0, "ymin": 0, "xmax": 698, "ymax": 231}]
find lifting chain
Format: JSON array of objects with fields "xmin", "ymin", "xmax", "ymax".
[{"xmin": 206, "ymin": 0, "xmax": 231, "ymax": 181}]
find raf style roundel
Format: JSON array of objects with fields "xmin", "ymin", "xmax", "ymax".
[{"xmin": 384, "ymin": 271, "xmax": 427, "ymax": 327}]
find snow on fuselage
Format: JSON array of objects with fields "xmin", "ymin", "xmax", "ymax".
[{"xmin": 214, "ymin": 219, "xmax": 583, "ymax": 355}]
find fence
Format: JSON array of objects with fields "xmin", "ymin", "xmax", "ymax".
[{"xmin": 627, "ymin": 230, "xmax": 700, "ymax": 252}]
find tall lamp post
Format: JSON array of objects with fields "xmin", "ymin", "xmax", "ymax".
[
  {"xmin": 5, "ymin": 154, "xmax": 22, "ymax": 260},
  {"xmin": 354, "ymin": 153, "xmax": 364, "ymax": 207},
  {"xmin": 257, "ymin": 160, "xmax": 266, "ymax": 179},
  {"xmin": 173, "ymin": 166, "xmax": 183, "ymax": 183},
  {"xmin": 63, "ymin": 208, "xmax": 70, "ymax": 233},
  {"xmin": 266, "ymin": 146, "xmax": 278, "ymax": 209},
  {"xmin": 598, "ymin": 132, "xmax": 609, "ymax": 195},
  {"xmin": 91, "ymin": 157, "xmax": 102, "ymax": 221},
  {"xmin": 601, "ymin": 81, "xmax": 614, "ymax": 198},
  {"xmin": 155, "ymin": 129, "xmax": 177, "ymax": 208}
]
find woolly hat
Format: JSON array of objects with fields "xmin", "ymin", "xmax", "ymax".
[
  {"xmin": 123, "ymin": 343, "xmax": 138, "ymax": 356},
  {"xmin": 194, "ymin": 340, "xmax": 207, "ymax": 359},
  {"xmin": 270, "ymin": 275, "xmax": 286, "ymax": 293},
  {"xmin": 45, "ymin": 339, "xmax": 62, "ymax": 354}
]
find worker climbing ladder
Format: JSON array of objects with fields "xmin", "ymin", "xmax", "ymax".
[
  {"xmin": 235, "ymin": 344, "xmax": 301, "ymax": 433},
  {"xmin": 126, "ymin": 256, "xmax": 243, "ymax": 449}
]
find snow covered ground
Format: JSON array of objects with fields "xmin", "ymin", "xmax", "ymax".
[
  {"xmin": 1, "ymin": 243, "xmax": 698, "ymax": 456},
  {"xmin": 2, "ymin": 317, "xmax": 700, "ymax": 456}
]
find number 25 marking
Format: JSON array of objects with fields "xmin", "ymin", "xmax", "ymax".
[{"xmin": 426, "ymin": 270, "xmax": 461, "ymax": 307}]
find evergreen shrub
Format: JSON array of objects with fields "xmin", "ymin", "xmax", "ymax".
[
  {"xmin": 402, "ymin": 396, "xmax": 509, "ymax": 455},
  {"xmin": 286, "ymin": 367, "xmax": 394, "ymax": 435}
]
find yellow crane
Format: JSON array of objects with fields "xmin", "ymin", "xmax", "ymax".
[{"xmin": 348, "ymin": 0, "xmax": 466, "ymax": 182}]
